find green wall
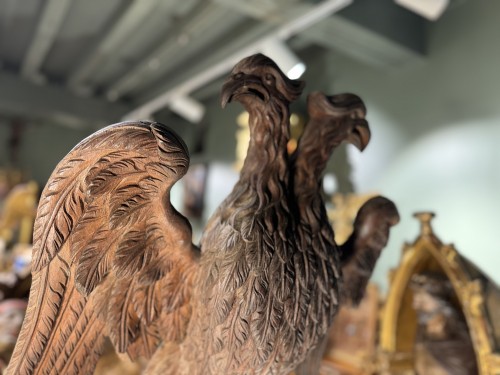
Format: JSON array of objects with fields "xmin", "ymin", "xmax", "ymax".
[
  {"xmin": 325, "ymin": 0, "xmax": 500, "ymax": 290},
  {"xmin": 28, "ymin": 124, "xmax": 94, "ymax": 184}
]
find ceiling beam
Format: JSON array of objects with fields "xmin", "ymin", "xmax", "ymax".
[
  {"xmin": 67, "ymin": 0, "xmax": 164, "ymax": 92},
  {"xmin": 0, "ymin": 71, "xmax": 130, "ymax": 127},
  {"xmin": 213, "ymin": 0, "xmax": 304, "ymax": 23},
  {"xmin": 219, "ymin": 0, "xmax": 426, "ymax": 69},
  {"xmin": 124, "ymin": 0, "xmax": 352, "ymax": 120},
  {"xmin": 21, "ymin": 0, "xmax": 73, "ymax": 81},
  {"xmin": 300, "ymin": 15, "xmax": 423, "ymax": 69},
  {"xmin": 105, "ymin": 2, "xmax": 246, "ymax": 101}
]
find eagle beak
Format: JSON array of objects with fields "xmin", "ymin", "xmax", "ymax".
[
  {"xmin": 327, "ymin": 93, "xmax": 371, "ymax": 151},
  {"xmin": 220, "ymin": 80, "xmax": 235, "ymax": 108},
  {"xmin": 220, "ymin": 73, "xmax": 269, "ymax": 108},
  {"xmin": 348, "ymin": 119, "xmax": 371, "ymax": 151}
]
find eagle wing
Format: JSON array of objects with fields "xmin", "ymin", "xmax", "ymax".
[{"xmin": 6, "ymin": 121, "xmax": 199, "ymax": 375}]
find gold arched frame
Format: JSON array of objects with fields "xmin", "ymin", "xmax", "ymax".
[{"xmin": 378, "ymin": 212, "xmax": 500, "ymax": 374}]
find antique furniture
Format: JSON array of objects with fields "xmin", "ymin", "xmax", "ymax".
[
  {"xmin": 321, "ymin": 283, "xmax": 379, "ymax": 375},
  {"xmin": 319, "ymin": 193, "xmax": 381, "ymax": 375},
  {"xmin": 378, "ymin": 212, "xmax": 500, "ymax": 375},
  {"xmin": 0, "ymin": 181, "xmax": 38, "ymax": 246},
  {"xmin": 0, "ymin": 299, "xmax": 27, "ymax": 371},
  {"xmin": 6, "ymin": 54, "xmax": 398, "ymax": 375},
  {"xmin": 0, "ymin": 169, "xmax": 24, "ymax": 203}
]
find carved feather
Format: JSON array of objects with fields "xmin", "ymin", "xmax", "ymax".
[
  {"xmin": 6, "ymin": 122, "xmax": 198, "ymax": 375},
  {"xmin": 107, "ymin": 279, "xmax": 141, "ymax": 352},
  {"xmin": 32, "ymin": 159, "xmax": 86, "ymax": 271}
]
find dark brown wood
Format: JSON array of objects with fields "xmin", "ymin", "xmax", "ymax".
[
  {"xmin": 411, "ymin": 272, "xmax": 478, "ymax": 375},
  {"xmin": 6, "ymin": 54, "xmax": 398, "ymax": 375},
  {"xmin": 291, "ymin": 90, "xmax": 397, "ymax": 375}
]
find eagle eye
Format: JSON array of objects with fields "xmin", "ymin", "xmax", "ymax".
[{"xmin": 264, "ymin": 73, "xmax": 275, "ymax": 85}]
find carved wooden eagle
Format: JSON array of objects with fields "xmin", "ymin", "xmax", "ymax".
[{"xmin": 6, "ymin": 54, "xmax": 399, "ymax": 375}]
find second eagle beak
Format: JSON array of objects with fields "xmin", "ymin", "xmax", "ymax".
[{"xmin": 328, "ymin": 92, "xmax": 371, "ymax": 151}]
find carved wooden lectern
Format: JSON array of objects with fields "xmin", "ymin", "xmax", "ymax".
[{"xmin": 6, "ymin": 54, "xmax": 399, "ymax": 375}]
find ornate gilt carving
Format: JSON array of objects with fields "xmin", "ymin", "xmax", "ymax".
[
  {"xmin": 486, "ymin": 354, "xmax": 500, "ymax": 373},
  {"xmin": 379, "ymin": 212, "xmax": 500, "ymax": 375},
  {"xmin": 0, "ymin": 181, "xmax": 38, "ymax": 245},
  {"xmin": 6, "ymin": 54, "xmax": 399, "ymax": 375}
]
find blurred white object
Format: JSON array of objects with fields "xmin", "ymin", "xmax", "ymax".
[
  {"xmin": 0, "ymin": 273, "xmax": 16, "ymax": 287},
  {"xmin": 11, "ymin": 244, "xmax": 32, "ymax": 279},
  {"xmin": 169, "ymin": 95, "xmax": 206, "ymax": 124},
  {"xmin": 395, "ymin": 0, "xmax": 450, "ymax": 20},
  {"xmin": 261, "ymin": 38, "xmax": 306, "ymax": 79}
]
